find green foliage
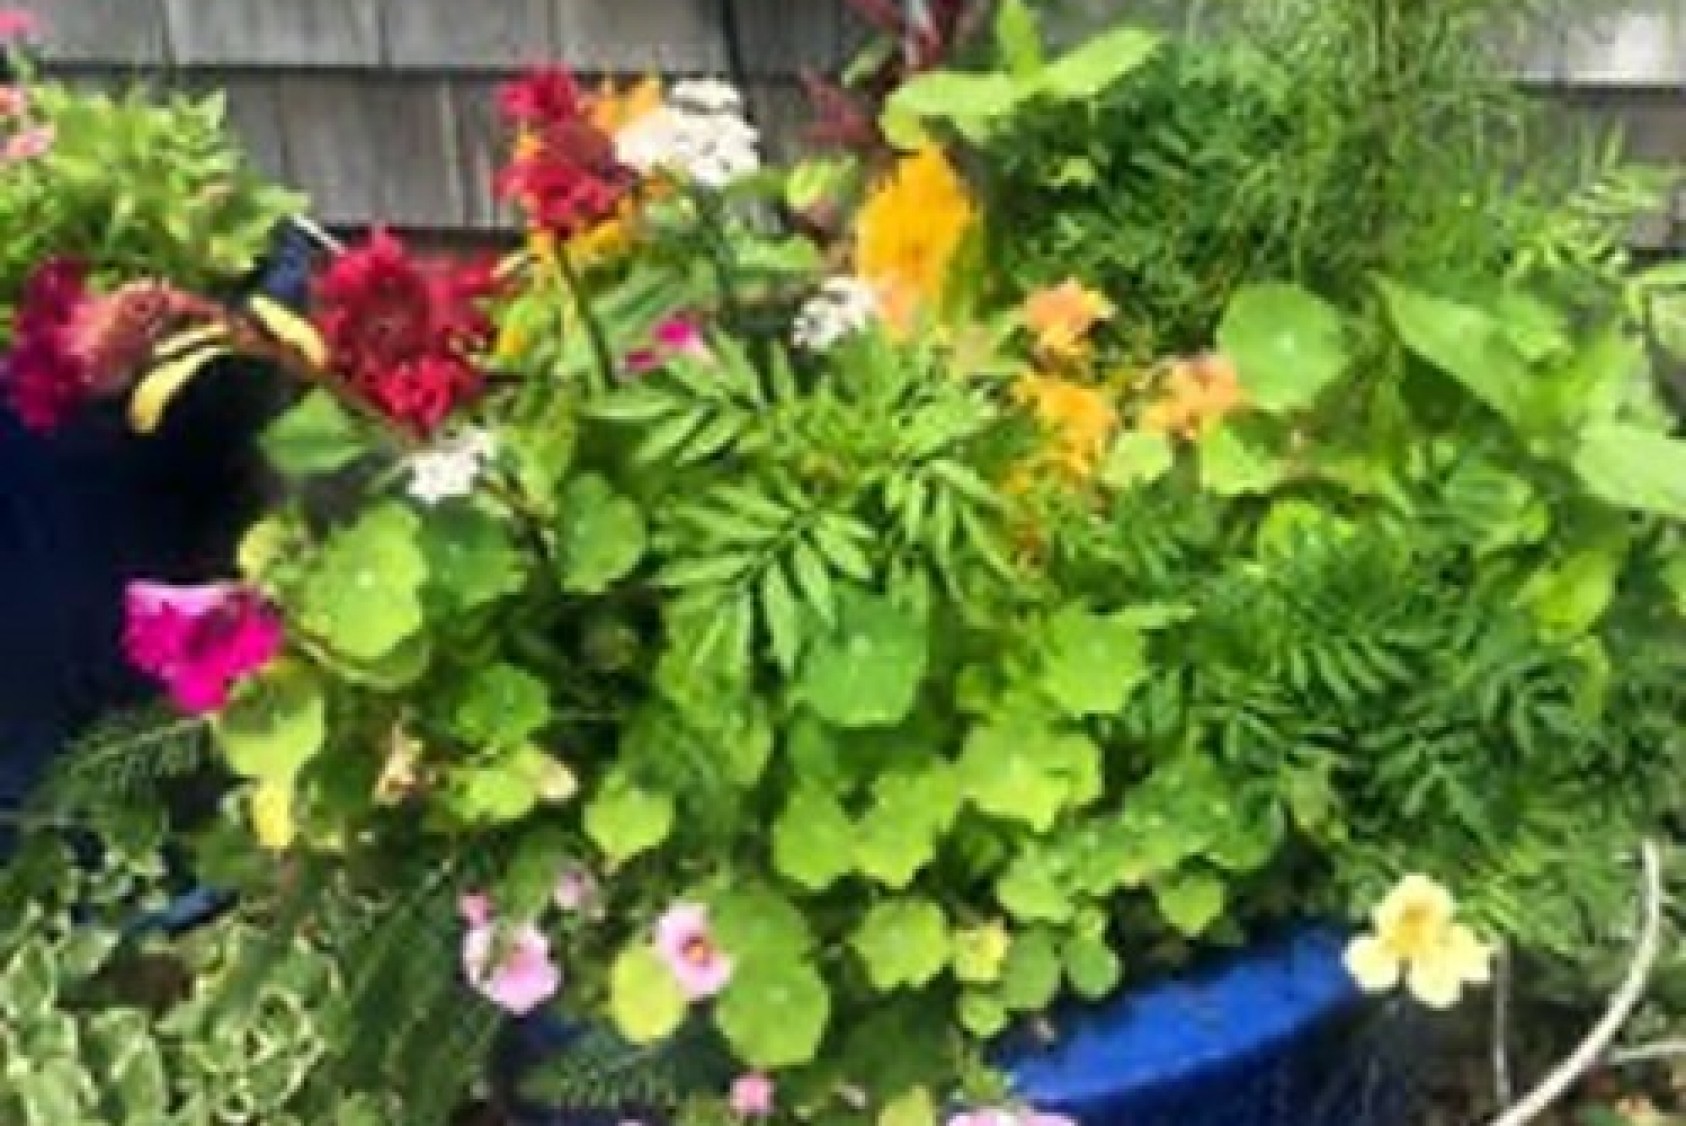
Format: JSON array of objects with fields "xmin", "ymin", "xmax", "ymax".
[{"xmin": 0, "ymin": 77, "xmax": 301, "ymax": 318}]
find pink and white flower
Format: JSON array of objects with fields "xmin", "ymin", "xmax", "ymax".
[
  {"xmin": 0, "ymin": 86, "xmax": 27, "ymax": 119},
  {"xmin": 459, "ymin": 891, "xmax": 562, "ymax": 1016},
  {"xmin": 553, "ymin": 865, "xmax": 599, "ymax": 914},
  {"xmin": 626, "ymin": 315, "xmax": 711, "ymax": 374},
  {"xmin": 123, "ymin": 581, "xmax": 283, "ymax": 715},
  {"xmin": 654, "ymin": 902, "xmax": 733, "ymax": 1000},
  {"xmin": 2, "ymin": 124, "xmax": 51, "ymax": 162},
  {"xmin": 729, "ymin": 1072, "xmax": 775, "ymax": 1118}
]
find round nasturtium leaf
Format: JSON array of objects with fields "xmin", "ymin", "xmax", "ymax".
[
  {"xmin": 609, "ymin": 945, "xmax": 687, "ymax": 1044},
  {"xmin": 214, "ymin": 661, "xmax": 326, "ymax": 782},
  {"xmin": 1217, "ymin": 283, "xmax": 1350, "ymax": 413},
  {"xmin": 556, "ymin": 474, "xmax": 647, "ymax": 594},
  {"xmin": 772, "ymin": 787, "xmax": 854, "ymax": 891},
  {"xmin": 715, "ymin": 958, "xmax": 830, "ymax": 1069},
  {"xmin": 584, "ymin": 772, "xmax": 674, "ymax": 864},
  {"xmin": 797, "ymin": 589, "xmax": 927, "ymax": 729},
  {"xmin": 852, "ymin": 898, "xmax": 949, "ymax": 991},
  {"xmin": 299, "ymin": 504, "xmax": 428, "ymax": 662}
]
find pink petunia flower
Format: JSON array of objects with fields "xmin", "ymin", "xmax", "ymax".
[
  {"xmin": 949, "ymin": 1111, "xmax": 1077, "ymax": 1126},
  {"xmin": 729, "ymin": 1072, "xmax": 775, "ymax": 1118},
  {"xmin": 654, "ymin": 902, "xmax": 733, "ymax": 1000},
  {"xmin": 462, "ymin": 917, "xmax": 562, "ymax": 1015},
  {"xmin": 459, "ymin": 892, "xmax": 493, "ymax": 928},
  {"xmin": 3, "ymin": 124, "xmax": 52, "ymax": 161},
  {"xmin": 0, "ymin": 86, "xmax": 26, "ymax": 118},
  {"xmin": 122, "ymin": 582, "xmax": 283, "ymax": 715},
  {"xmin": 0, "ymin": 9, "xmax": 39, "ymax": 41},
  {"xmin": 625, "ymin": 315, "xmax": 711, "ymax": 375}
]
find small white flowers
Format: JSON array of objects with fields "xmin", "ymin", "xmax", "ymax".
[
  {"xmin": 793, "ymin": 277, "xmax": 881, "ymax": 351},
  {"xmin": 406, "ymin": 428, "xmax": 496, "ymax": 506},
  {"xmin": 615, "ymin": 78, "xmax": 761, "ymax": 190},
  {"xmin": 1344, "ymin": 873, "xmax": 1493, "ymax": 1010}
]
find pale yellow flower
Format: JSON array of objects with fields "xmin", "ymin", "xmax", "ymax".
[
  {"xmin": 250, "ymin": 779, "xmax": 296, "ymax": 852},
  {"xmin": 1344, "ymin": 874, "xmax": 1492, "ymax": 1009}
]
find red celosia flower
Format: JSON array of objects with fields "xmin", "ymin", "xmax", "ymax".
[
  {"xmin": 498, "ymin": 68, "xmax": 588, "ymax": 128},
  {"xmin": 496, "ymin": 66, "xmax": 632, "ymax": 240},
  {"xmin": 312, "ymin": 229, "xmax": 499, "ymax": 433},
  {"xmin": 123, "ymin": 581, "xmax": 284, "ymax": 715},
  {"xmin": 3, "ymin": 257, "xmax": 93, "ymax": 433}
]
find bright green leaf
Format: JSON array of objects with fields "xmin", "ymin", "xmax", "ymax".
[
  {"xmin": 1378, "ymin": 278, "xmax": 1534, "ymax": 426},
  {"xmin": 584, "ymin": 772, "xmax": 674, "ymax": 864},
  {"xmin": 716, "ymin": 959, "xmax": 830, "ymax": 1069},
  {"xmin": 1036, "ymin": 27, "xmax": 1162, "ymax": 100},
  {"xmin": 1217, "ymin": 283, "xmax": 1349, "ymax": 413},
  {"xmin": 1199, "ymin": 424, "xmax": 1285, "ymax": 497},
  {"xmin": 300, "ymin": 504, "xmax": 428, "ymax": 662},
  {"xmin": 1039, "ymin": 606, "xmax": 1150, "ymax": 717},
  {"xmin": 797, "ymin": 588, "xmax": 927, "ymax": 729},
  {"xmin": 996, "ymin": 850, "xmax": 1073, "ymax": 923},
  {"xmin": 853, "ymin": 898, "xmax": 949, "ymax": 991},
  {"xmin": 1063, "ymin": 934, "xmax": 1122, "ymax": 1000},
  {"xmin": 711, "ymin": 885, "xmax": 813, "ymax": 966},
  {"xmin": 1101, "ymin": 431, "xmax": 1173, "ymax": 490},
  {"xmin": 214, "ymin": 661, "xmax": 325, "ymax": 782},
  {"xmin": 998, "ymin": 929, "xmax": 1061, "ymax": 1012},
  {"xmin": 1154, "ymin": 869, "xmax": 1227, "ymax": 936},
  {"xmin": 556, "ymin": 474, "xmax": 646, "ymax": 594},
  {"xmin": 994, "ymin": 0, "xmax": 1044, "ymax": 76},
  {"xmin": 960, "ymin": 712, "xmax": 1100, "ymax": 831},
  {"xmin": 609, "ymin": 945, "xmax": 687, "ymax": 1044},
  {"xmin": 1573, "ymin": 423, "xmax": 1686, "ymax": 520},
  {"xmin": 260, "ymin": 391, "xmax": 364, "ymax": 477},
  {"xmin": 447, "ymin": 663, "xmax": 551, "ymax": 749},
  {"xmin": 419, "ymin": 507, "xmax": 523, "ymax": 613},
  {"xmin": 772, "ymin": 788, "xmax": 854, "ymax": 891}
]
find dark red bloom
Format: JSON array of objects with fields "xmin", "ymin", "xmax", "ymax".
[
  {"xmin": 495, "ymin": 66, "xmax": 632, "ymax": 240},
  {"xmin": 312, "ymin": 229, "xmax": 499, "ymax": 434},
  {"xmin": 498, "ymin": 68, "xmax": 587, "ymax": 128},
  {"xmin": 3, "ymin": 258, "xmax": 93, "ymax": 433}
]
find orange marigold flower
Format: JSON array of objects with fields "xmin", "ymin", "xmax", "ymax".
[
  {"xmin": 855, "ymin": 144, "xmax": 976, "ymax": 336},
  {"xmin": 1024, "ymin": 279, "xmax": 1113, "ymax": 360},
  {"xmin": 1015, "ymin": 373, "xmax": 1119, "ymax": 480},
  {"xmin": 1141, "ymin": 352, "xmax": 1246, "ymax": 439}
]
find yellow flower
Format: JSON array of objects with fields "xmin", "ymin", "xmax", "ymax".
[
  {"xmin": 1014, "ymin": 373, "xmax": 1119, "ymax": 481},
  {"xmin": 1344, "ymin": 874, "xmax": 1493, "ymax": 1009},
  {"xmin": 855, "ymin": 144, "xmax": 976, "ymax": 336},
  {"xmin": 1024, "ymin": 279, "xmax": 1114, "ymax": 360},
  {"xmin": 250, "ymin": 779, "xmax": 296, "ymax": 852}
]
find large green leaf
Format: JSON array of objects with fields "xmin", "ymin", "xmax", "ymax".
[
  {"xmin": 556, "ymin": 474, "xmax": 646, "ymax": 594},
  {"xmin": 1100, "ymin": 431, "xmax": 1173, "ymax": 490},
  {"xmin": 1153, "ymin": 868, "xmax": 1227, "ymax": 936},
  {"xmin": 1217, "ymin": 284, "xmax": 1349, "ymax": 412},
  {"xmin": 1378, "ymin": 278, "xmax": 1534, "ymax": 427},
  {"xmin": 772, "ymin": 787, "xmax": 854, "ymax": 891},
  {"xmin": 1036, "ymin": 27, "xmax": 1162, "ymax": 100},
  {"xmin": 997, "ymin": 929, "xmax": 1061, "ymax": 1012},
  {"xmin": 1039, "ymin": 606, "xmax": 1150, "ymax": 717},
  {"xmin": 260, "ymin": 391, "xmax": 365, "ymax": 477},
  {"xmin": 213, "ymin": 662, "xmax": 325, "ymax": 782},
  {"xmin": 716, "ymin": 958, "xmax": 830, "ymax": 1068},
  {"xmin": 1573, "ymin": 423, "xmax": 1686, "ymax": 521},
  {"xmin": 609, "ymin": 945, "xmax": 687, "ymax": 1044},
  {"xmin": 996, "ymin": 850, "xmax": 1073, "ymax": 923},
  {"xmin": 711, "ymin": 885, "xmax": 813, "ymax": 968},
  {"xmin": 1063, "ymin": 934, "xmax": 1122, "ymax": 1000},
  {"xmin": 447, "ymin": 663, "xmax": 551, "ymax": 750},
  {"xmin": 300, "ymin": 504, "xmax": 428, "ymax": 662},
  {"xmin": 419, "ymin": 507, "xmax": 523, "ymax": 614},
  {"xmin": 1199, "ymin": 423, "xmax": 1286, "ymax": 497},
  {"xmin": 960, "ymin": 711, "xmax": 1100, "ymax": 831},
  {"xmin": 584, "ymin": 772, "xmax": 674, "ymax": 864},
  {"xmin": 797, "ymin": 588, "xmax": 927, "ymax": 729},
  {"xmin": 852, "ymin": 898, "xmax": 949, "ymax": 991}
]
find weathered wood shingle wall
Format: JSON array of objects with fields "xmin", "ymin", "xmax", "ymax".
[
  {"xmin": 34, "ymin": 0, "xmax": 848, "ymax": 234},
  {"xmin": 31, "ymin": 0, "xmax": 1686, "ymax": 241}
]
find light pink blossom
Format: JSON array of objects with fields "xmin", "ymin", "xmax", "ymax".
[
  {"xmin": 654, "ymin": 902, "xmax": 733, "ymax": 1000},
  {"xmin": 554, "ymin": 865, "xmax": 598, "ymax": 913},
  {"xmin": 729, "ymin": 1072, "xmax": 775, "ymax": 1118},
  {"xmin": 0, "ymin": 86, "xmax": 27, "ymax": 118},
  {"xmin": 462, "ymin": 918, "xmax": 562, "ymax": 1015},
  {"xmin": 949, "ymin": 1110, "xmax": 1076, "ymax": 1126},
  {"xmin": 0, "ymin": 9, "xmax": 39, "ymax": 41},
  {"xmin": 3, "ymin": 124, "xmax": 52, "ymax": 162},
  {"xmin": 122, "ymin": 581, "xmax": 283, "ymax": 715}
]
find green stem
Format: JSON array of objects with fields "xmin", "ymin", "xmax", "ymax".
[
  {"xmin": 551, "ymin": 246, "xmax": 618, "ymax": 390},
  {"xmin": 695, "ymin": 191, "xmax": 746, "ymax": 335}
]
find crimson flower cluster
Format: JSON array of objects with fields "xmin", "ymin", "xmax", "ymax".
[
  {"xmin": 3, "ymin": 258, "xmax": 92, "ymax": 433},
  {"xmin": 312, "ymin": 229, "xmax": 499, "ymax": 434},
  {"xmin": 495, "ymin": 68, "xmax": 632, "ymax": 239}
]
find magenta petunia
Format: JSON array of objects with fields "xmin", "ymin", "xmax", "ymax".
[
  {"xmin": 122, "ymin": 581, "xmax": 284, "ymax": 715},
  {"xmin": 654, "ymin": 902, "xmax": 733, "ymax": 1000},
  {"xmin": 729, "ymin": 1072, "xmax": 775, "ymax": 1118},
  {"xmin": 0, "ymin": 9, "xmax": 39, "ymax": 41},
  {"xmin": 625, "ymin": 315, "xmax": 711, "ymax": 375},
  {"xmin": 3, "ymin": 257, "xmax": 92, "ymax": 432},
  {"xmin": 462, "ymin": 918, "xmax": 562, "ymax": 1016}
]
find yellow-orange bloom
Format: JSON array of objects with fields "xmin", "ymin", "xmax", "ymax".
[
  {"xmin": 855, "ymin": 145, "xmax": 976, "ymax": 335},
  {"xmin": 1015, "ymin": 373, "xmax": 1119, "ymax": 480},
  {"xmin": 1141, "ymin": 352, "xmax": 1246, "ymax": 439},
  {"xmin": 1024, "ymin": 279, "xmax": 1113, "ymax": 360}
]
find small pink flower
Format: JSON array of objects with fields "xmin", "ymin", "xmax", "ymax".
[
  {"xmin": 654, "ymin": 903, "xmax": 733, "ymax": 1000},
  {"xmin": 0, "ymin": 86, "xmax": 27, "ymax": 118},
  {"xmin": 730, "ymin": 1072, "xmax": 775, "ymax": 1118},
  {"xmin": 462, "ymin": 918, "xmax": 562, "ymax": 1015},
  {"xmin": 459, "ymin": 892, "xmax": 493, "ymax": 927},
  {"xmin": 554, "ymin": 865, "xmax": 598, "ymax": 913},
  {"xmin": 0, "ymin": 9, "xmax": 39, "ymax": 41},
  {"xmin": 122, "ymin": 581, "xmax": 283, "ymax": 715},
  {"xmin": 3, "ymin": 124, "xmax": 51, "ymax": 161},
  {"xmin": 624, "ymin": 314, "xmax": 711, "ymax": 375}
]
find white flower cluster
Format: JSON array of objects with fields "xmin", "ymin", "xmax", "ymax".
[
  {"xmin": 407, "ymin": 428, "xmax": 497, "ymax": 506},
  {"xmin": 793, "ymin": 278, "xmax": 882, "ymax": 352},
  {"xmin": 615, "ymin": 79, "xmax": 761, "ymax": 190}
]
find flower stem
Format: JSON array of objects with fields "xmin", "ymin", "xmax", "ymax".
[
  {"xmin": 695, "ymin": 191, "xmax": 745, "ymax": 335},
  {"xmin": 552, "ymin": 246, "xmax": 617, "ymax": 390}
]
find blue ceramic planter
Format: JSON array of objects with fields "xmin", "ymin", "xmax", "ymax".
[{"xmin": 504, "ymin": 927, "xmax": 1413, "ymax": 1126}]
